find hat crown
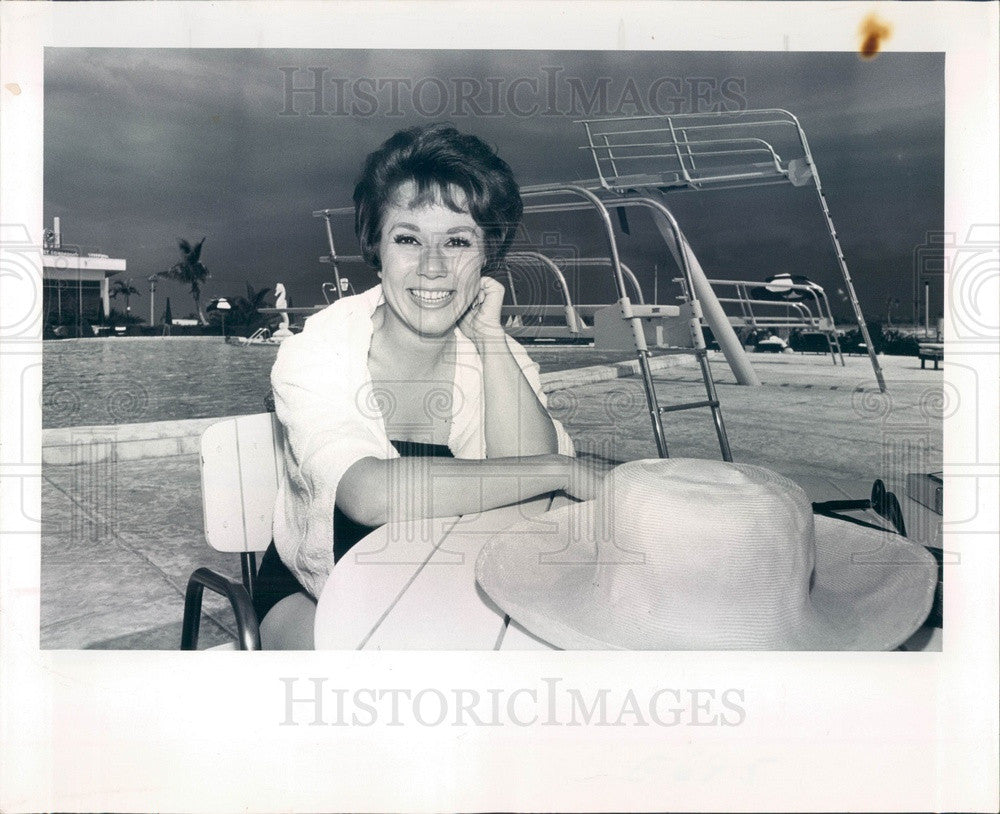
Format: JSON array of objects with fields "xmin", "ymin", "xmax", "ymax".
[{"xmin": 591, "ymin": 459, "xmax": 816, "ymax": 648}]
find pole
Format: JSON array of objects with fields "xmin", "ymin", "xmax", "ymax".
[
  {"xmin": 649, "ymin": 208, "xmax": 761, "ymax": 386},
  {"xmin": 924, "ymin": 281, "xmax": 930, "ymax": 337},
  {"xmin": 149, "ymin": 277, "xmax": 156, "ymax": 327},
  {"xmin": 77, "ymin": 267, "xmax": 82, "ymax": 337},
  {"xmin": 323, "ymin": 214, "xmax": 344, "ymax": 299}
]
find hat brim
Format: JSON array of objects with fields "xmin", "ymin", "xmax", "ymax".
[{"xmin": 475, "ymin": 501, "xmax": 938, "ymax": 651}]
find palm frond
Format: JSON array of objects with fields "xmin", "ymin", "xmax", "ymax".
[
  {"xmin": 251, "ymin": 285, "xmax": 270, "ymax": 308},
  {"xmin": 163, "ymin": 261, "xmax": 183, "ymax": 280}
]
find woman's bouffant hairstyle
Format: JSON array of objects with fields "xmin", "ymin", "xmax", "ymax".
[{"xmin": 353, "ymin": 124, "xmax": 523, "ymax": 273}]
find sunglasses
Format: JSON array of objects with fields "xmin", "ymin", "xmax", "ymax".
[{"xmin": 812, "ymin": 478, "xmax": 906, "ymax": 536}]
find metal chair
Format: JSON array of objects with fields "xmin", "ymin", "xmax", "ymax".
[{"xmin": 180, "ymin": 412, "xmax": 285, "ymax": 650}]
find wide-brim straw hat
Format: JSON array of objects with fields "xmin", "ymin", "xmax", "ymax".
[{"xmin": 475, "ymin": 459, "xmax": 938, "ymax": 650}]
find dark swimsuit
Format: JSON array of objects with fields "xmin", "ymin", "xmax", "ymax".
[{"xmin": 252, "ymin": 439, "xmax": 455, "ymax": 621}]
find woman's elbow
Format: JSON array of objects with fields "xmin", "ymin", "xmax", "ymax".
[{"xmin": 336, "ymin": 458, "xmax": 388, "ymax": 528}]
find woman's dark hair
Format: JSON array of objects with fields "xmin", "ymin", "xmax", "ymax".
[{"xmin": 353, "ymin": 124, "xmax": 523, "ymax": 273}]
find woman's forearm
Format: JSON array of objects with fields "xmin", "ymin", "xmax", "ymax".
[
  {"xmin": 478, "ymin": 338, "xmax": 559, "ymax": 456},
  {"xmin": 338, "ymin": 454, "xmax": 571, "ymax": 527}
]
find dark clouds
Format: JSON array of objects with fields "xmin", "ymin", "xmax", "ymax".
[{"xmin": 44, "ymin": 49, "xmax": 943, "ymax": 322}]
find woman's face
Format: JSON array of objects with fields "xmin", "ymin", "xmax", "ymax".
[{"xmin": 376, "ymin": 179, "xmax": 486, "ymax": 338}]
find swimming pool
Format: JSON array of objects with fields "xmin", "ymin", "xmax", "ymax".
[{"xmin": 42, "ymin": 339, "xmax": 651, "ymax": 428}]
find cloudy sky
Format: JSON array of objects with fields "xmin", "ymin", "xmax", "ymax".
[{"xmin": 44, "ymin": 48, "xmax": 943, "ymax": 322}]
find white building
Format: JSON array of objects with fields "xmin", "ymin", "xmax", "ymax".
[{"xmin": 42, "ymin": 217, "xmax": 126, "ymax": 328}]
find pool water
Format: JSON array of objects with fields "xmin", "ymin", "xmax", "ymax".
[{"xmin": 42, "ymin": 339, "xmax": 649, "ymax": 428}]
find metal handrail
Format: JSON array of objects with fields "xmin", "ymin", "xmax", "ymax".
[
  {"xmin": 578, "ymin": 111, "xmax": 803, "ymax": 192},
  {"xmin": 504, "ymin": 252, "xmax": 582, "ymax": 333},
  {"xmin": 521, "ymin": 184, "xmax": 670, "ymax": 456},
  {"xmin": 541, "ymin": 256, "xmax": 645, "ymax": 305},
  {"xmin": 673, "ymin": 275, "xmax": 844, "ymax": 365},
  {"xmin": 520, "ymin": 185, "xmax": 733, "ymax": 461}
]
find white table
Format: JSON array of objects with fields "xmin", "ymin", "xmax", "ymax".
[
  {"xmin": 314, "ymin": 492, "xmax": 573, "ymax": 650},
  {"xmin": 313, "ymin": 475, "xmax": 942, "ymax": 651}
]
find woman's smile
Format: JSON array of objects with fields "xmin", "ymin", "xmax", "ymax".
[{"xmin": 407, "ymin": 287, "xmax": 456, "ymax": 307}]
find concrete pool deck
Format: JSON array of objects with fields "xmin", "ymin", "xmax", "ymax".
[{"xmin": 40, "ymin": 352, "xmax": 943, "ymax": 649}]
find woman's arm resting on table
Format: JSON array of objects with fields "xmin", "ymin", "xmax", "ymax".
[{"xmin": 337, "ymin": 454, "xmax": 607, "ymax": 528}]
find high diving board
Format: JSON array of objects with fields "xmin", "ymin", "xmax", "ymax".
[{"xmin": 519, "ymin": 110, "xmax": 886, "ymax": 392}]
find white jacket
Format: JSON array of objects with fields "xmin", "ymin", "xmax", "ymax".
[{"xmin": 270, "ymin": 283, "xmax": 574, "ymax": 598}]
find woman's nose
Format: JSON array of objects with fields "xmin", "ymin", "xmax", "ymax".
[{"xmin": 418, "ymin": 244, "xmax": 448, "ymax": 278}]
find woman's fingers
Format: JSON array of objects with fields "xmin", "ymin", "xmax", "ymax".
[
  {"xmin": 478, "ymin": 277, "xmax": 505, "ymax": 318},
  {"xmin": 565, "ymin": 457, "xmax": 613, "ymax": 502},
  {"xmin": 459, "ymin": 277, "xmax": 507, "ymax": 345}
]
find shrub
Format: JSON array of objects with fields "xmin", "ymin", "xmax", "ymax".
[{"xmin": 839, "ymin": 320, "xmax": 920, "ymax": 356}]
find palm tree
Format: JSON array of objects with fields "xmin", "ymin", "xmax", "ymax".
[
  {"xmin": 232, "ymin": 282, "xmax": 272, "ymax": 331},
  {"xmin": 162, "ymin": 237, "xmax": 211, "ymax": 325},
  {"xmin": 109, "ymin": 277, "xmax": 140, "ymax": 315}
]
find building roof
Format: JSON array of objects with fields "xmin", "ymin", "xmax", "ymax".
[{"xmin": 42, "ymin": 251, "xmax": 126, "ymax": 280}]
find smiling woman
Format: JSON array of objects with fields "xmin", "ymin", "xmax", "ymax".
[
  {"xmin": 256, "ymin": 124, "xmax": 610, "ymax": 648},
  {"xmin": 375, "ymin": 180, "xmax": 488, "ymax": 342}
]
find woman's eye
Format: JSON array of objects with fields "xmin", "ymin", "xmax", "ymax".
[
  {"xmin": 393, "ymin": 234, "xmax": 419, "ymax": 245},
  {"xmin": 445, "ymin": 236, "xmax": 472, "ymax": 248}
]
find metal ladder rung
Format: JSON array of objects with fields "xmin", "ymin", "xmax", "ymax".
[{"xmin": 657, "ymin": 399, "xmax": 718, "ymax": 414}]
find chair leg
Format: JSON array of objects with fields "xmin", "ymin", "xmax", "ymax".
[
  {"xmin": 240, "ymin": 551, "xmax": 258, "ymax": 599},
  {"xmin": 181, "ymin": 567, "xmax": 261, "ymax": 650}
]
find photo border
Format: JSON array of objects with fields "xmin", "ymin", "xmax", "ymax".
[{"xmin": 1, "ymin": 2, "xmax": 997, "ymax": 811}]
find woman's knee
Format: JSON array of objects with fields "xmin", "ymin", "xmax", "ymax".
[{"xmin": 259, "ymin": 591, "xmax": 317, "ymax": 650}]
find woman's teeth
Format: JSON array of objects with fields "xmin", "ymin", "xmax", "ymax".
[{"xmin": 408, "ymin": 289, "xmax": 454, "ymax": 305}]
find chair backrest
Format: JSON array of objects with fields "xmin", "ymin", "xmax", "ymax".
[{"xmin": 200, "ymin": 412, "xmax": 285, "ymax": 554}]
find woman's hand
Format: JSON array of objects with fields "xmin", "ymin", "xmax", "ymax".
[
  {"xmin": 458, "ymin": 276, "xmax": 507, "ymax": 348},
  {"xmin": 563, "ymin": 455, "xmax": 616, "ymax": 502}
]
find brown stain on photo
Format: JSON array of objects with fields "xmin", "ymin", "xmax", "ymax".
[
  {"xmin": 859, "ymin": 13, "xmax": 892, "ymax": 60},
  {"xmin": 5, "ymin": 83, "xmax": 22, "ymax": 95}
]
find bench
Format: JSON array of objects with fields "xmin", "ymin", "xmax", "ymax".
[{"xmin": 918, "ymin": 343, "xmax": 944, "ymax": 370}]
